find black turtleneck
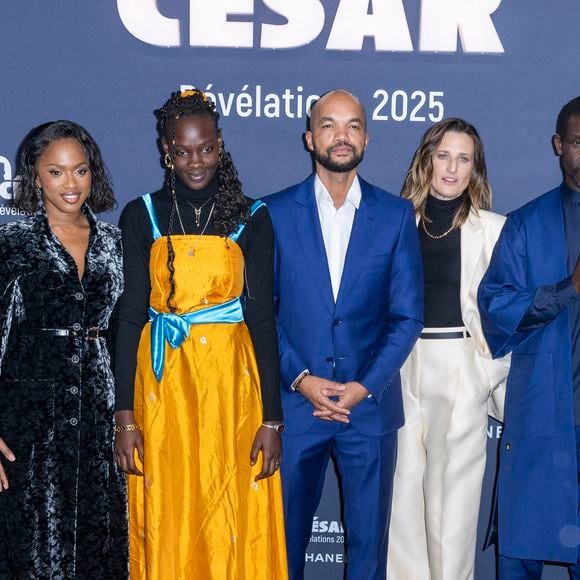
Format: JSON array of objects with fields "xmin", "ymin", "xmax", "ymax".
[
  {"xmin": 114, "ymin": 176, "xmax": 282, "ymax": 421},
  {"xmin": 420, "ymin": 194, "xmax": 464, "ymax": 328}
]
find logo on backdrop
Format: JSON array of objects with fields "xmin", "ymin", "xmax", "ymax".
[
  {"xmin": 306, "ymin": 517, "xmax": 345, "ymax": 565},
  {"xmin": 117, "ymin": 0, "xmax": 504, "ymax": 53},
  {"xmin": 0, "ymin": 156, "xmax": 25, "ymax": 217}
]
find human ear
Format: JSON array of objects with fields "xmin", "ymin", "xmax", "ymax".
[{"xmin": 553, "ymin": 134, "xmax": 563, "ymax": 156}]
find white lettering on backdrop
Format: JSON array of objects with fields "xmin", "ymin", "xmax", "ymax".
[{"xmin": 117, "ymin": 0, "xmax": 504, "ymax": 53}]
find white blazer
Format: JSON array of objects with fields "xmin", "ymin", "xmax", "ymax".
[
  {"xmin": 461, "ymin": 209, "xmax": 510, "ymax": 421},
  {"xmin": 417, "ymin": 208, "xmax": 511, "ymax": 421}
]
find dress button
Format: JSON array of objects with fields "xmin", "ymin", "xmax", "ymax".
[
  {"xmin": 89, "ymin": 264, "xmax": 96, "ymax": 271},
  {"xmin": 71, "ymin": 355, "xmax": 80, "ymax": 364},
  {"xmin": 333, "ymin": 319, "xmax": 343, "ymax": 326},
  {"xmin": 70, "ymin": 387, "xmax": 79, "ymax": 395},
  {"xmin": 72, "ymin": 323, "xmax": 82, "ymax": 331},
  {"xmin": 75, "ymin": 292, "xmax": 84, "ymax": 301},
  {"xmin": 200, "ymin": 336, "xmax": 208, "ymax": 345},
  {"xmin": 200, "ymin": 297, "xmax": 209, "ymax": 305},
  {"xmin": 69, "ymin": 418, "xmax": 78, "ymax": 426},
  {"xmin": 73, "ymin": 338, "xmax": 81, "ymax": 347}
]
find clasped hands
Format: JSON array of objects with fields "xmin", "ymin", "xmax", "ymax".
[{"xmin": 298, "ymin": 375, "xmax": 370, "ymax": 422}]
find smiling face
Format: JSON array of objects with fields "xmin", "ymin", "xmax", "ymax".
[
  {"xmin": 429, "ymin": 131, "xmax": 475, "ymax": 201},
  {"xmin": 305, "ymin": 91, "xmax": 368, "ymax": 175},
  {"xmin": 35, "ymin": 138, "xmax": 91, "ymax": 219},
  {"xmin": 554, "ymin": 114, "xmax": 580, "ymax": 192},
  {"xmin": 163, "ymin": 114, "xmax": 222, "ymax": 190}
]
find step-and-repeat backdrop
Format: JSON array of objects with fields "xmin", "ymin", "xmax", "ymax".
[{"xmin": 1, "ymin": 2, "xmax": 579, "ymax": 578}]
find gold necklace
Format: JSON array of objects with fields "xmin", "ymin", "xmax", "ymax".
[
  {"xmin": 421, "ymin": 219, "xmax": 456, "ymax": 240},
  {"xmin": 183, "ymin": 196, "xmax": 215, "ymax": 228}
]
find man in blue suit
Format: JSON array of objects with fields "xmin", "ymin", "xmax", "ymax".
[
  {"xmin": 478, "ymin": 96, "xmax": 580, "ymax": 579},
  {"xmin": 264, "ymin": 89, "xmax": 423, "ymax": 580}
]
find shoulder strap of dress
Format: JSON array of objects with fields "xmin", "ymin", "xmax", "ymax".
[
  {"xmin": 229, "ymin": 200, "xmax": 265, "ymax": 242},
  {"xmin": 141, "ymin": 194, "xmax": 162, "ymax": 240}
]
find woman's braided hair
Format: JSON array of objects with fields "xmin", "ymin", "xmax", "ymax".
[{"xmin": 154, "ymin": 89, "xmax": 250, "ymax": 313}]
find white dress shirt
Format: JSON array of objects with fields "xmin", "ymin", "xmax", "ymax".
[
  {"xmin": 314, "ymin": 174, "xmax": 361, "ymax": 301},
  {"xmin": 290, "ymin": 174, "xmax": 363, "ymax": 392}
]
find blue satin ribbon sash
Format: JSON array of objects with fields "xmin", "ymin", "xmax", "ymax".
[{"xmin": 148, "ymin": 297, "xmax": 244, "ymax": 381}]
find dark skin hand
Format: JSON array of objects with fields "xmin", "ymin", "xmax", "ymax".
[
  {"xmin": 296, "ymin": 375, "xmax": 351, "ymax": 423},
  {"xmin": 574, "ymin": 258, "xmax": 580, "ymax": 293},
  {"xmin": 114, "ymin": 410, "xmax": 144, "ymax": 476},
  {"xmin": 250, "ymin": 422, "xmax": 282, "ymax": 482},
  {"xmin": 0, "ymin": 438, "xmax": 15, "ymax": 492},
  {"xmin": 313, "ymin": 381, "xmax": 370, "ymax": 422},
  {"xmin": 114, "ymin": 411, "xmax": 282, "ymax": 482}
]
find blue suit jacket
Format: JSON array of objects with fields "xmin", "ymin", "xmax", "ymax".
[
  {"xmin": 265, "ymin": 175, "xmax": 423, "ymax": 437},
  {"xmin": 478, "ymin": 186, "xmax": 578, "ymax": 563}
]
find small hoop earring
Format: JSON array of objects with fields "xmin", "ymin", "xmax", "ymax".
[{"xmin": 164, "ymin": 153, "xmax": 174, "ymax": 169}]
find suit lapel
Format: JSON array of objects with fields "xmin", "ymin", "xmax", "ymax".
[
  {"xmin": 540, "ymin": 188, "xmax": 568, "ymax": 280},
  {"xmin": 336, "ymin": 179, "xmax": 378, "ymax": 306},
  {"xmin": 460, "ymin": 211, "xmax": 485, "ymax": 308},
  {"xmin": 290, "ymin": 176, "xmax": 335, "ymax": 315}
]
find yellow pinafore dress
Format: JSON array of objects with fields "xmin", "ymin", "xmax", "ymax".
[{"xmin": 128, "ymin": 195, "xmax": 287, "ymax": 579}]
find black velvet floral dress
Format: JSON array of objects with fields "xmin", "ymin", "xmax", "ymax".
[{"xmin": 0, "ymin": 206, "xmax": 128, "ymax": 579}]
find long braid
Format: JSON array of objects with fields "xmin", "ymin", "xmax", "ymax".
[{"xmin": 162, "ymin": 98, "xmax": 181, "ymax": 313}]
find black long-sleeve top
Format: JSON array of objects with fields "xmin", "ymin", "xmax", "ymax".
[
  {"xmin": 420, "ymin": 193, "xmax": 464, "ymax": 328},
  {"xmin": 114, "ymin": 176, "xmax": 282, "ymax": 421}
]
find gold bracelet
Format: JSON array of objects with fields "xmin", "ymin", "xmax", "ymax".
[{"xmin": 114, "ymin": 423, "xmax": 142, "ymax": 433}]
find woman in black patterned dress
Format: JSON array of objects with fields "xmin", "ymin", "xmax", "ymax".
[{"xmin": 0, "ymin": 121, "xmax": 128, "ymax": 579}]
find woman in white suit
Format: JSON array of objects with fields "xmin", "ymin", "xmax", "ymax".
[{"xmin": 387, "ymin": 118, "xmax": 509, "ymax": 580}]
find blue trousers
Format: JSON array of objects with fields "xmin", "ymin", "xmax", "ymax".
[
  {"xmin": 499, "ymin": 427, "xmax": 580, "ymax": 579},
  {"xmin": 280, "ymin": 419, "xmax": 397, "ymax": 580}
]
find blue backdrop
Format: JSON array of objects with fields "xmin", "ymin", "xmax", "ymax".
[{"xmin": 1, "ymin": 2, "xmax": 579, "ymax": 578}]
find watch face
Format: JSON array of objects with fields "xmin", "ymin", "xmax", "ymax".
[{"xmin": 276, "ymin": 424, "xmax": 285, "ymax": 433}]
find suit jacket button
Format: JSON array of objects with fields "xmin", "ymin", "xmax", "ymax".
[{"xmin": 505, "ymin": 442, "xmax": 512, "ymax": 451}]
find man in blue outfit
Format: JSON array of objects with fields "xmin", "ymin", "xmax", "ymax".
[
  {"xmin": 265, "ymin": 89, "xmax": 423, "ymax": 580},
  {"xmin": 478, "ymin": 96, "xmax": 580, "ymax": 579}
]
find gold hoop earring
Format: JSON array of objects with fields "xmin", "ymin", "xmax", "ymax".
[{"xmin": 164, "ymin": 153, "xmax": 174, "ymax": 170}]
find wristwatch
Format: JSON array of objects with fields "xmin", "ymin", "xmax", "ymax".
[
  {"xmin": 293, "ymin": 369, "xmax": 311, "ymax": 391},
  {"xmin": 262, "ymin": 422, "xmax": 285, "ymax": 433}
]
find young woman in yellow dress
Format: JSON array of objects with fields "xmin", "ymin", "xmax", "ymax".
[{"xmin": 113, "ymin": 89, "xmax": 287, "ymax": 579}]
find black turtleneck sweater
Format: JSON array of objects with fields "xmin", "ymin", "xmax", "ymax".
[
  {"xmin": 420, "ymin": 194, "xmax": 464, "ymax": 328},
  {"xmin": 114, "ymin": 176, "xmax": 282, "ymax": 421}
]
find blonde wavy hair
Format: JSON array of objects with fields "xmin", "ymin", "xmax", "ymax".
[{"xmin": 401, "ymin": 118, "xmax": 492, "ymax": 228}]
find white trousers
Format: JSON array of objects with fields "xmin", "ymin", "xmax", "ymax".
[{"xmin": 387, "ymin": 329, "xmax": 491, "ymax": 580}]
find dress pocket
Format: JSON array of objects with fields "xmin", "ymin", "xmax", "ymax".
[{"xmin": 506, "ymin": 353, "xmax": 555, "ymax": 439}]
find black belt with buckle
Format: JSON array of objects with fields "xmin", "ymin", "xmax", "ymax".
[
  {"xmin": 420, "ymin": 330, "xmax": 471, "ymax": 340},
  {"xmin": 18, "ymin": 327, "xmax": 107, "ymax": 340}
]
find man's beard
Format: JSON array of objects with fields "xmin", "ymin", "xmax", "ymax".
[{"xmin": 313, "ymin": 141, "xmax": 364, "ymax": 173}]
